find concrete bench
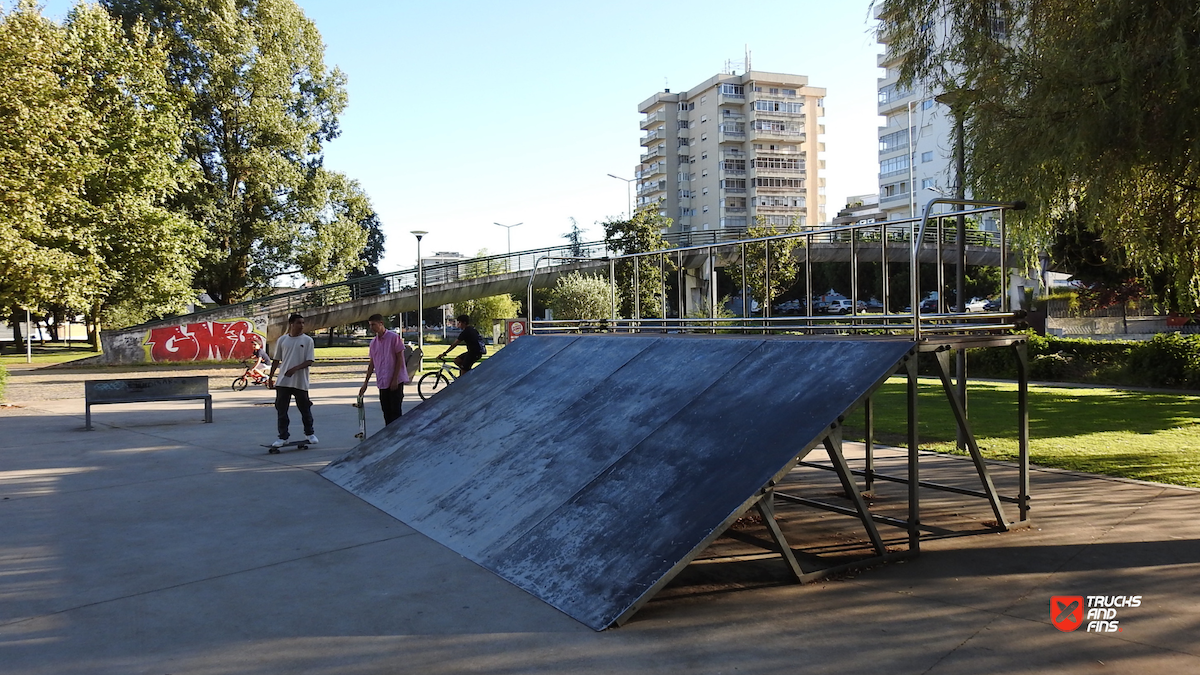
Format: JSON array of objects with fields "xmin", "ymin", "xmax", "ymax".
[{"xmin": 84, "ymin": 376, "xmax": 213, "ymax": 431}]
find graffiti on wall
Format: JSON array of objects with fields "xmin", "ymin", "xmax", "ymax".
[{"xmin": 143, "ymin": 319, "xmax": 265, "ymax": 362}]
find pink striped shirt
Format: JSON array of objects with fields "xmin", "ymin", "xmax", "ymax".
[{"xmin": 369, "ymin": 330, "xmax": 409, "ymax": 388}]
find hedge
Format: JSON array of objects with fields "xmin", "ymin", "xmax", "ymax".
[{"xmin": 966, "ymin": 332, "xmax": 1200, "ymax": 389}]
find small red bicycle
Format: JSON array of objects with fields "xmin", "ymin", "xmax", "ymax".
[{"xmin": 232, "ymin": 361, "xmax": 270, "ymax": 391}]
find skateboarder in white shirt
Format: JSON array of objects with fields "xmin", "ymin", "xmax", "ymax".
[{"xmin": 267, "ymin": 313, "xmax": 317, "ymax": 447}]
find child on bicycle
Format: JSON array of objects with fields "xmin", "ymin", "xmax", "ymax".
[{"xmin": 250, "ymin": 336, "xmax": 271, "ymax": 377}]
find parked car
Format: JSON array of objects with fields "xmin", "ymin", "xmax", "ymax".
[
  {"xmin": 965, "ymin": 297, "xmax": 989, "ymax": 312},
  {"xmin": 773, "ymin": 299, "xmax": 803, "ymax": 315},
  {"xmin": 826, "ymin": 299, "xmax": 858, "ymax": 315},
  {"xmin": 984, "ymin": 298, "xmax": 1002, "ymax": 311}
]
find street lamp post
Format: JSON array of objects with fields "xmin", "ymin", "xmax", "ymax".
[
  {"xmin": 411, "ymin": 230, "xmax": 428, "ymax": 352},
  {"xmin": 607, "ymin": 173, "xmax": 635, "ymax": 219},
  {"xmin": 494, "ymin": 222, "xmax": 522, "ymax": 255}
]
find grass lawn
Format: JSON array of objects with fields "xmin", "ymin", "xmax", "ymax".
[
  {"xmin": 842, "ymin": 378, "xmax": 1200, "ymax": 488},
  {"xmin": 0, "ymin": 345, "xmax": 98, "ymax": 366}
]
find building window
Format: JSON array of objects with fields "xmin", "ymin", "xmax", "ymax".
[
  {"xmin": 702, "ymin": 187, "xmax": 708, "ymax": 195},
  {"xmin": 702, "ymin": 170, "xmax": 708, "ymax": 177},
  {"xmin": 879, "ymin": 129, "xmax": 911, "ymax": 152},
  {"xmin": 880, "ymin": 155, "xmax": 910, "ymax": 176},
  {"xmin": 782, "ymin": 88, "xmax": 796, "ymax": 97},
  {"xmin": 719, "ymin": 83, "xmax": 744, "ymax": 97},
  {"xmin": 701, "ymin": 115, "xmax": 708, "ymax": 123},
  {"xmin": 700, "ymin": 96, "xmax": 707, "ymax": 105},
  {"xmin": 701, "ymin": 152, "xmax": 708, "ymax": 160},
  {"xmin": 702, "ymin": 205, "xmax": 709, "ymax": 213},
  {"xmin": 921, "ymin": 178, "xmax": 935, "ymax": 189},
  {"xmin": 921, "ymin": 151, "xmax": 933, "ymax": 163},
  {"xmin": 921, "ymin": 99, "xmax": 934, "ymax": 110},
  {"xmin": 753, "ymin": 177, "xmax": 805, "ymax": 188}
]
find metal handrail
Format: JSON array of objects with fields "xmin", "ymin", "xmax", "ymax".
[{"xmin": 527, "ymin": 199, "xmax": 1025, "ymax": 342}]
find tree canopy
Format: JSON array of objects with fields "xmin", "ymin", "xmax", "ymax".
[
  {"xmin": 0, "ymin": 1, "xmax": 199, "ymax": 337},
  {"xmin": 875, "ymin": 0, "xmax": 1200, "ymax": 309},
  {"xmin": 103, "ymin": 0, "xmax": 372, "ymax": 304},
  {"xmin": 601, "ymin": 209, "xmax": 673, "ymax": 318}
]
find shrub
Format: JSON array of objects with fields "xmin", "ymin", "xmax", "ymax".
[
  {"xmin": 1127, "ymin": 333, "xmax": 1200, "ymax": 389},
  {"xmin": 967, "ymin": 331, "xmax": 1200, "ymax": 389},
  {"xmin": 548, "ymin": 272, "xmax": 610, "ymax": 321}
]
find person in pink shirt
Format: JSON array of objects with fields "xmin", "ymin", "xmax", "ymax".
[{"xmin": 358, "ymin": 313, "xmax": 409, "ymax": 425}]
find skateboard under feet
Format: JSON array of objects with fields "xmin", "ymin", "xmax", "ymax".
[{"xmin": 262, "ymin": 440, "xmax": 309, "ymax": 454}]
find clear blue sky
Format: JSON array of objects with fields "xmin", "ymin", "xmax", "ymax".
[{"xmin": 35, "ymin": 0, "xmax": 884, "ymax": 274}]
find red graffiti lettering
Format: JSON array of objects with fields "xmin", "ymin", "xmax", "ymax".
[{"xmin": 144, "ymin": 320, "xmax": 262, "ymax": 362}]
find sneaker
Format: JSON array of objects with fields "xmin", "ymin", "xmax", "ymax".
[
  {"xmin": 306, "ymin": 434, "xmax": 319, "ymax": 444},
  {"xmin": 271, "ymin": 439, "xmax": 286, "ymax": 448}
]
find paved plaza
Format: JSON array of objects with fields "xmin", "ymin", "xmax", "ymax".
[{"xmin": 1, "ymin": 363, "xmax": 1198, "ymax": 674}]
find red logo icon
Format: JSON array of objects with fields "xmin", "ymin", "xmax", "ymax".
[{"xmin": 1051, "ymin": 596, "xmax": 1084, "ymax": 631}]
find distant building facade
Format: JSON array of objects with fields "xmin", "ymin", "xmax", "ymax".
[{"xmin": 637, "ymin": 71, "xmax": 826, "ymax": 237}]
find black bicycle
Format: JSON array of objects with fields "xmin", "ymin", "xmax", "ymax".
[{"xmin": 417, "ymin": 355, "xmax": 458, "ymax": 400}]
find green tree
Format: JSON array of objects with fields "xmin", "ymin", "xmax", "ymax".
[
  {"xmin": 0, "ymin": 2, "xmax": 94, "ymax": 318},
  {"xmin": 0, "ymin": 2, "xmax": 200, "ymax": 345},
  {"xmin": 875, "ymin": 0, "xmax": 1200, "ymax": 310},
  {"xmin": 453, "ymin": 294, "xmax": 521, "ymax": 332},
  {"xmin": 65, "ymin": 3, "xmax": 201, "ymax": 335},
  {"xmin": 103, "ymin": 0, "xmax": 365, "ymax": 304},
  {"xmin": 563, "ymin": 217, "xmax": 588, "ymax": 257},
  {"xmin": 601, "ymin": 209, "xmax": 673, "ymax": 318},
  {"xmin": 548, "ymin": 272, "xmax": 610, "ymax": 321},
  {"xmin": 726, "ymin": 220, "xmax": 803, "ymax": 310}
]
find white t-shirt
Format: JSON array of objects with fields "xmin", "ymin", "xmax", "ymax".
[{"xmin": 273, "ymin": 333, "xmax": 315, "ymax": 390}]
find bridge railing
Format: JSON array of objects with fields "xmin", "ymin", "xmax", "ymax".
[
  {"xmin": 529, "ymin": 200, "xmax": 1024, "ymax": 341},
  {"xmin": 124, "ymin": 240, "xmax": 612, "ymax": 333}
]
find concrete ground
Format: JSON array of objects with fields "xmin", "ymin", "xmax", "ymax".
[{"xmin": 1, "ymin": 365, "xmax": 1198, "ymax": 674}]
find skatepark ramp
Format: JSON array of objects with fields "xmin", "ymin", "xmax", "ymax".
[{"xmin": 321, "ymin": 334, "xmax": 916, "ymax": 630}]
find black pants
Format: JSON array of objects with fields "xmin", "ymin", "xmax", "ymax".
[
  {"xmin": 275, "ymin": 386, "xmax": 314, "ymax": 439},
  {"xmin": 379, "ymin": 385, "xmax": 404, "ymax": 425}
]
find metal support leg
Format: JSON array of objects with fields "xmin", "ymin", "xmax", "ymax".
[
  {"xmin": 1015, "ymin": 341, "xmax": 1031, "ymax": 521},
  {"xmin": 755, "ymin": 489, "xmax": 806, "ymax": 582},
  {"xmin": 906, "ymin": 353, "xmax": 920, "ymax": 552},
  {"xmin": 934, "ymin": 349, "xmax": 1010, "ymax": 529},
  {"xmin": 824, "ymin": 428, "xmax": 887, "ymax": 556},
  {"xmin": 864, "ymin": 396, "xmax": 875, "ymax": 492}
]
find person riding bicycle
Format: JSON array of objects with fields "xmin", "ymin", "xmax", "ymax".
[
  {"xmin": 439, "ymin": 315, "xmax": 485, "ymax": 375},
  {"xmin": 250, "ymin": 336, "xmax": 271, "ymax": 378}
]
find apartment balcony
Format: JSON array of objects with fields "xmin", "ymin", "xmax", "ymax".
[
  {"xmin": 640, "ymin": 129, "xmax": 665, "ymax": 147},
  {"xmin": 722, "ymin": 187, "xmax": 747, "ymax": 195},
  {"xmin": 640, "ymin": 110, "xmax": 666, "ymax": 130},
  {"xmin": 637, "ymin": 180, "xmax": 667, "ymax": 197},
  {"xmin": 753, "ymin": 145, "xmax": 805, "ymax": 156},
  {"xmin": 751, "ymin": 129, "xmax": 806, "ymax": 143},
  {"xmin": 724, "ymin": 207, "xmax": 747, "ymax": 215},
  {"xmin": 719, "ymin": 167, "xmax": 747, "ymax": 178},
  {"xmin": 753, "ymin": 204, "xmax": 800, "ymax": 213},
  {"xmin": 718, "ymin": 129, "xmax": 747, "ymax": 144},
  {"xmin": 642, "ymin": 162, "xmax": 667, "ymax": 179},
  {"xmin": 639, "ymin": 145, "xmax": 666, "ymax": 163},
  {"xmin": 879, "ymin": 191, "xmax": 911, "ymax": 205},
  {"xmin": 718, "ymin": 92, "xmax": 746, "ymax": 106},
  {"xmin": 749, "ymin": 166, "xmax": 806, "ymax": 180}
]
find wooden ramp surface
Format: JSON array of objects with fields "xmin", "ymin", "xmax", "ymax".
[{"xmin": 320, "ymin": 334, "xmax": 913, "ymax": 629}]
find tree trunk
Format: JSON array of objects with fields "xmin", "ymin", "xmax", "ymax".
[{"xmin": 11, "ymin": 314, "xmax": 23, "ymax": 353}]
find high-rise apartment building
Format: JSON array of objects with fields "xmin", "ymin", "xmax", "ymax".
[
  {"xmin": 637, "ymin": 71, "xmax": 826, "ymax": 237},
  {"xmin": 874, "ymin": 5, "xmax": 957, "ymax": 221}
]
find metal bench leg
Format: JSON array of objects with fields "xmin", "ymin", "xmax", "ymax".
[
  {"xmin": 204, "ymin": 396, "xmax": 213, "ymax": 423},
  {"xmin": 86, "ymin": 404, "xmax": 92, "ymax": 431}
]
